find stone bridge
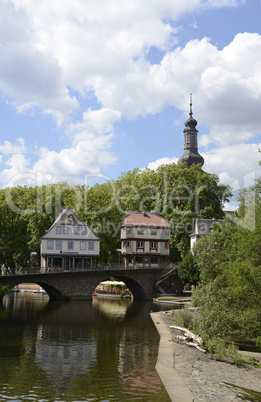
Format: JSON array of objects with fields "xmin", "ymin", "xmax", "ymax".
[{"xmin": 0, "ymin": 268, "xmax": 183, "ymax": 301}]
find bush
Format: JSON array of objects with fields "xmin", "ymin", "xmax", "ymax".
[
  {"xmin": 202, "ymin": 337, "xmax": 226, "ymax": 360},
  {"xmin": 173, "ymin": 307, "xmax": 195, "ymax": 330},
  {"xmin": 227, "ymin": 343, "xmax": 247, "ymax": 367},
  {"xmin": 0, "ymin": 285, "xmax": 11, "ymax": 297}
]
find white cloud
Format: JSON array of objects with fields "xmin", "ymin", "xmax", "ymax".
[
  {"xmin": 0, "ymin": 0, "xmax": 259, "ymax": 189},
  {"xmin": 0, "ymin": 138, "xmax": 26, "ymax": 155},
  {"xmin": 0, "ymin": 107, "xmax": 119, "ymax": 187},
  {"xmin": 147, "ymin": 157, "xmax": 179, "ymax": 171},
  {"xmin": 202, "ymin": 143, "xmax": 261, "ymax": 186},
  {"xmin": 1, "ymin": 133, "xmax": 117, "ymax": 188},
  {"xmin": 33, "ymin": 131, "xmax": 117, "ymax": 183},
  {"xmin": 70, "ymin": 108, "xmax": 122, "ymax": 139},
  {"xmin": 0, "ymin": 0, "xmax": 243, "ymax": 123},
  {"xmin": 0, "ymin": 153, "xmax": 30, "ymax": 186}
]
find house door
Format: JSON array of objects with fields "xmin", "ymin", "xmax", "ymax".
[{"xmin": 65, "ymin": 257, "xmax": 74, "ymax": 270}]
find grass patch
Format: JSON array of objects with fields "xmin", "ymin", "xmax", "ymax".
[
  {"xmin": 202, "ymin": 338, "xmax": 261, "ymax": 367},
  {"xmin": 173, "ymin": 306, "xmax": 195, "ymax": 330}
]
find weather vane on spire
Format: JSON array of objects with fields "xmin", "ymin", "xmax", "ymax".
[{"xmin": 189, "ymin": 93, "xmax": 193, "ymax": 117}]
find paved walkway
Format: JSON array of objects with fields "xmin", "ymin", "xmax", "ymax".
[{"xmin": 150, "ymin": 312, "xmax": 196, "ymax": 402}]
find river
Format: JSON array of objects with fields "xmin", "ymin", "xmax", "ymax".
[{"xmin": 0, "ymin": 292, "xmax": 174, "ymax": 401}]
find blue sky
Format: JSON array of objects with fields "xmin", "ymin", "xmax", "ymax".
[{"xmin": 0, "ymin": 0, "xmax": 261, "ymax": 209}]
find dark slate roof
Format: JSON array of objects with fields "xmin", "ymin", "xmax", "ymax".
[{"xmin": 178, "ymin": 149, "xmax": 204, "ymax": 166}]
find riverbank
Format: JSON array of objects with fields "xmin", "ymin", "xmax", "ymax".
[{"xmin": 151, "ymin": 309, "xmax": 261, "ymax": 401}]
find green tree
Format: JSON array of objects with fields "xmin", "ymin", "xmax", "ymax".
[
  {"xmin": 0, "ymin": 162, "xmax": 231, "ymax": 269},
  {"xmin": 192, "ymin": 179, "xmax": 261, "ymax": 343},
  {"xmin": 0, "ymin": 187, "xmax": 30, "ymax": 270},
  {"xmin": 0, "ymin": 285, "xmax": 11, "ymax": 298},
  {"xmin": 178, "ymin": 251, "xmax": 199, "ymax": 286}
]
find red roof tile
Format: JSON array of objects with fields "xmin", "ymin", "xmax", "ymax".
[{"xmin": 122, "ymin": 212, "xmax": 170, "ymax": 228}]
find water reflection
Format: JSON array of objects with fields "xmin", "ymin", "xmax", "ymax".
[{"xmin": 0, "ymin": 293, "xmax": 171, "ymax": 401}]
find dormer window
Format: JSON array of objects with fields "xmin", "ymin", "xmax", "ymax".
[{"xmin": 68, "ymin": 214, "xmax": 74, "ymax": 222}]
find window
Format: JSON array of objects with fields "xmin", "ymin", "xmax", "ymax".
[
  {"xmin": 56, "ymin": 241, "xmax": 62, "ymax": 250},
  {"xmin": 68, "ymin": 241, "xmax": 74, "ymax": 250},
  {"xmin": 135, "ymin": 256, "xmax": 143, "ymax": 264},
  {"xmin": 151, "ymin": 256, "xmax": 160, "ymax": 264},
  {"xmin": 63, "ymin": 226, "xmax": 68, "ymax": 234},
  {"xmin": 56, "ymin": 226, "xmax": 62, "ymax": 234},
  {"xmin": 88, "ymin": 241, "xmax": 94, "ymax": 251},
  {"xmin": 75, "ymin": 257, "xmax": 83, "ymax": 268},
  {"xmin": 151, "ymin": 230, "xmax": 157, "ymax": 235},
  {"xmin": 74, "ymin": 226, "xmax": 87, "ymax": 235},
  {"xmin": 138, "ymin": 229, "xmax": 144, "ymax": 235},
  {"xmin": 84, "ymin": 257, "xmax": 91, "ymax": 268},
  {"xmin": 81, "ymin": 227, "xmax": 87, "ymax": 235},
  {"xmin": 123, "ymin": 240, "xmax": 131, "ymax": 248},
  {"xmin": 165, "ymin": 229, "xmax": 169, "ymax": 235},
  {"xmin": 165, "ymin": 241, "xmax": 169, "ymax": 249},
  {"xmin": 47, "ymin": 241, "xmax": 53, "ymax": 249},
  {"xmin": 53, "ymin": 257, "xmax": 62, "ymax": 268},
  {"xmin": 80, "ymin": 241, "xmax": 86, "ymax": 250},
  {"xmin": 137, "ymin": 241, "xmax": 143, "ymax": 249},
  {"xmin": 126, "ymin": 227, "xmax": 131, "ymax": 234},
  {"xmin": 68, "ymin": 214, "xmax": 74, "ymax": 222},
  {"xmin": 151, "ymin": 242, "xmax": 157, "ymax": 249}
]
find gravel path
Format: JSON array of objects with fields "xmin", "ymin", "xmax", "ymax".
[{"xmin": 161, "ymin": 310, "xmax": 261, "ymax": 402}]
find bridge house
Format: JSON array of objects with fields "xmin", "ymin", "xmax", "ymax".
[
  {"xmin": 40, "ymin": 208, "xmax": 100, "ymax": 271},
  {"xmin": 121, "ymin": 212, "xmax": 170, "ymax": 269}
]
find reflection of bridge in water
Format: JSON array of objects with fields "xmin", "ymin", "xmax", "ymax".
[{"xmin": 0, "ymin": 267, "xmax": 183, "ymax": 300}]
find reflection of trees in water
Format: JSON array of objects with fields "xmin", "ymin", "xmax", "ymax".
[{"xmin": 0, "ymin": 297, "xmax": 170, "ymax": 401}]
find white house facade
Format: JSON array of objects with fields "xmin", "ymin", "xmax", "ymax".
[
  {"xmin": 40, "ymin": 208, "xmax": 100, "ymax": 271},
  {"xmin": 190, "ymin": 218, "xmax": 223, "ymax": 249},
  {"xmin": 121, "ymin": 212, "xmax": 170, "ymax": 269}
]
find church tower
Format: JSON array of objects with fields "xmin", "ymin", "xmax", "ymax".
[{"xmin": 178, "ymin": 94, "xmax": 204, "ymax": 167}]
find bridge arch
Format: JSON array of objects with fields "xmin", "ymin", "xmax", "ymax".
[
  {"xmin": 108, "ymin": 275, "xmax": 147, "ymax": 300},
  {"xmin": 91, "ymin": 275, "xmax": 147, "ymax": 300},
  {"xmin": 0, "ymin": 278, "xmax": 64, "ymax": 301},
  {"xmin": 33, "ymin": 282, "xmax": 64, "ymax": 300}
]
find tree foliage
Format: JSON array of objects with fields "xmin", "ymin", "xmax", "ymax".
[
  {"xmin": 177, "ymin": 251, "xmax": 199, "ymax": 286},
  {"xmin": 0, "ymin": 162, "xmax": 230, "ymax": 267},
  {"xmin": 192, "ymin": 178, "xmax": 261, "ymax": 343}
]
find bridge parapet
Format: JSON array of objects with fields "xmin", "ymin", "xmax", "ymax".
[{"xmin": 1, "ymin": 264, "xmax": 174, "ymax": 276}]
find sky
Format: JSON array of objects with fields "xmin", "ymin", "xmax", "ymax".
[{"xmin": 0, "ymin": 0, "xmax": 261, "ymax": 209}]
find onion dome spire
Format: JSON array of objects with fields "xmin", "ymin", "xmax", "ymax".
[{"xmin": 178, "ymin": 94, "xmax": 204, "ymax": 167}]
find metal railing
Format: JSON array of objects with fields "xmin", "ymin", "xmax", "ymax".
[{"xmin": 1, "ymin": 263, "xmax": 171, "ymax": 276}]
